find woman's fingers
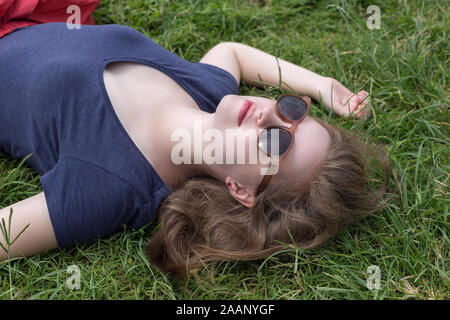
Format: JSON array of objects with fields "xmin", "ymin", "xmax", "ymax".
[
  {"xmin": 341, "ymin": 90, "xmax": 370, "ymax": 118},
  {"xmin": 353, "ymin": 90, "xmax": 370, "ymax": 118},
  {"xmin": 358, "ymin": 90, "xmax": 369, "ymax": 104}
]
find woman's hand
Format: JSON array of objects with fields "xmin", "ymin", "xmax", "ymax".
[{"xmin": 318, "ymin": 78, "xmax": 370, "ymax": 119}]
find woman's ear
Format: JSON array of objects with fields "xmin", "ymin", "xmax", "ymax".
[{"xmin": 225, "ymin": 176, "xmax": 256, "ymax": 208}]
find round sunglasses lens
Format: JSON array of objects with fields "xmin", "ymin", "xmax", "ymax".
[
  {"xmin": 258, "ymin": 128, "xmax": 292, "ymax": 156},
  {"xmin": 277, "ymin": 96, "xmax": 307, "ymax": 121}
]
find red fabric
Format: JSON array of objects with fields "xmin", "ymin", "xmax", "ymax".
[{"xmin": 0, "ymin": 0, "xmax": 100, "ymax": 38}]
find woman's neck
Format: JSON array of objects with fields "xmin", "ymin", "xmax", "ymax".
[{"xmin": 144, "ymin": 103, "xmax": 224, "ymax": 188}]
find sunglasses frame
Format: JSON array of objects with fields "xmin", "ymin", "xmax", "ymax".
[{"xmin": 256, "ymin": 94, "xmax": 311, "ymax": 195}]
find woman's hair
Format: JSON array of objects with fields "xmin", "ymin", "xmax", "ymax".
[{"xmin": 145, "ymin": 120, "xmax": 390, "ymax": 279}]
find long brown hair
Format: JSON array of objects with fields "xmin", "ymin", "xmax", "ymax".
[{"xmin": 145, "ymin": 120, "xmax": 390, "ymax": 279}]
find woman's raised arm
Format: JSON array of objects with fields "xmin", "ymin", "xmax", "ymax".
[{"xmin": 200, "ymin": 42, "xmax": 370, "ymax": 118}]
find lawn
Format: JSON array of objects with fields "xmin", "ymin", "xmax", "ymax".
[{"xmin": 0, "ymin": 0, "xmax": 448, "ymax": 299}]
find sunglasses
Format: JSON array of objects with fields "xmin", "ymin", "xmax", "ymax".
[{"xmin": 256, "ymin": 94, "xmax": 311, "ymax": 194}]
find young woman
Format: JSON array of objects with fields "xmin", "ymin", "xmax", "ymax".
[{"xmin": 0, "ymin": 22, "xmax": 389, "ymax": 278}]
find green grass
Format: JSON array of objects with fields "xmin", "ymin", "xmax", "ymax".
[{"xmin": 1, "ymin": 0, "xmax": 448, "ymax": 300}]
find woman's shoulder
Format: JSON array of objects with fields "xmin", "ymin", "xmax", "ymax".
[{"xmin": 10, "ymin": 22, "xmax": 148, "ymax": 42}]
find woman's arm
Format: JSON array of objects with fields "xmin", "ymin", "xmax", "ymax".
[
  {"xmin": 200, "ymin": 42, "xmax": 369, "ymax": 118},
  {"xmin": 0, "ymin": 192, "xmax": 58, "ymax": 261}
]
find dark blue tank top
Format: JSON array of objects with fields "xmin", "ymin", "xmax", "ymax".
[{"xmin": 0, "ymin": 22, "xmax": 239, "ymax": 247}]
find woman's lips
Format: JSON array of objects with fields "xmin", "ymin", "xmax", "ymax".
[{"xmin": 238, "ymin": 100, "xmax": 254, "ymax": 126}]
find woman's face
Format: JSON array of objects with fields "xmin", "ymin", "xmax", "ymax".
[{"xmin": 212, "ymin": 94, "xmax": 331, "ymax": 207}]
